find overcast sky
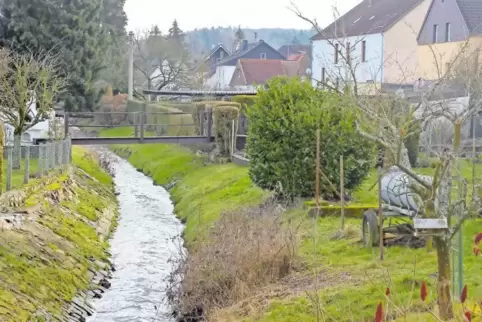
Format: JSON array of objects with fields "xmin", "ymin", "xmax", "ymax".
[{"xmin": 125, "ymin": 0, "xmax": 362, "ymax": 33}]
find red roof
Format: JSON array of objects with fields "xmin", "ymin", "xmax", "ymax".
[
  {"xmin": 239, "ymin": 59, "xmax": 298, "ymax": 85},
  {"xmin": 287, "ymin": 54, "xmax": 304, "ymax": 61}
]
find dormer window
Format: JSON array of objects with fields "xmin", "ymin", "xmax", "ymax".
[{"xmin": 260, "ymin": 53, "xmax": 267, "ymax": 59}]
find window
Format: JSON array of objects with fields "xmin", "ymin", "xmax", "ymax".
[
  {"xmin": 346, "ymin": 42, "xmax": 351, "ymax": 63},
  {"xmin": 445, "ymin": 23, "xmax": 451, "ymax": 42},
  {"xmin": 334, "ymin": 44, "xmax": 339, "ymax": 64},
  {"xmin": 321, "ymin": 67, "xmax": 326, "ymax": 83},
  {"xmin": 260, "ymin": 53, "xmax": 266, "ymax": 59},
  {"xmin": 433, "ymin": 24, "xmax": 438, "ymax": 43},
  {"xmin": 361, "ymin": 40, "xmax": 366, "ymax": 62}
]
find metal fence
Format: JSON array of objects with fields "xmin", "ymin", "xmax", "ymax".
[{"xmin": 2, "ymin": 137, "xmax": 72, "ymax": 192}]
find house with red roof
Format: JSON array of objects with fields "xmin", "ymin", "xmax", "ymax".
[{"xmin": 229, "ymin": 58, "xmax": 307, "ymax": 90}]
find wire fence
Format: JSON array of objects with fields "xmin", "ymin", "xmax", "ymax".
[{"xmin": 2, "ymin": 137, "xmax": 72, "ymax": 192}]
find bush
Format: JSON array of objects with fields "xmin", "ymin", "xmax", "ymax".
[
  {"xmin": 247, "ymin": 77, "xmax": 374, "ymax": 199},
  {"xmin": 146, "ymin": 104, "xmax": 195, "ymax": 136},
  {"xmin": 213, "ymin": 105, "xmax": 239, "ymax": 156},
  {"xmin": 192, "ymin": 101, "xmax": 241, "ymax": 135},
  {"xmin": 167, "ymin": 203, "xmax": 298, "ymax": 320},
  {"xmin": 232, "ymin": 95, "xmax": 257, "ymax": 114}
]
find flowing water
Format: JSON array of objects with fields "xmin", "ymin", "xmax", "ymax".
[{"xmin": 88, "ymin": 154, "xmax": 184, "ymax": 322}]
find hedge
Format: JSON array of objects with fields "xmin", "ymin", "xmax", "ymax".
[
  {"xmin": 247, "ymin": 77, "xmax": 374, "ymax": 199},
  {"xmin": 232, "ymin": 95, "xmax": 257, "ymax": 114},
  {"xmin": 192, "ymin": 101, "xmax": 241, "ymax": 134},
  {"xmin": 213, "ymin": 105, "xmax": 239, "ymax": 156}
]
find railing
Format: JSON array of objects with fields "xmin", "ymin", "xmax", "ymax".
[{"xmin": 2, "ymin": 137, "xmax": 72, "ymax": 192}]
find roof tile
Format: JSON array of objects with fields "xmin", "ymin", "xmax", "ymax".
[{"xmin": 239, "ymin": 59, "xmax": 300, "ymax": 84}]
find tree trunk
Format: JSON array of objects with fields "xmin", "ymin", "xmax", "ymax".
[
  {"xmin": 13, "ymin": 135, "xmax": 21, "ymax": 170},
  {"xmin": 434, "ymin": 236, "xmax": 454, "ymax": 320}
]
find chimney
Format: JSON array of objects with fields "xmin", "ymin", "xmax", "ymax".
[{"xmin": 242, "ymin": 39, "xmax": 248, "ymax": 51}]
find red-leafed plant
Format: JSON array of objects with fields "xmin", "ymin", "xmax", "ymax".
[
  {"xmin": 421, "ymin": 281, "xmax": 428, "ymax": 302},
  {"xmin": 375, "ymin": 302, "xmax": 383, "ymax": 322}
]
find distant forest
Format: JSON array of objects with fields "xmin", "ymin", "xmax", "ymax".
[{"xmin": 185, "ymin": 27, "xmax": 315, "ymax": 57}]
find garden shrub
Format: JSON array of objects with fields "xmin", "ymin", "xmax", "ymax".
[
  {"xmin": 232, "ymin": 95, "xmax": 257, "ymax": 114},
  {"xmin": 193, "ymin": 101, "xmax": 241, "ymax": 135},
  {"xmin": 247, "ymin": 77, "xmax": 374, "ymax": 199},
  {"xmin": 213, "ymin": 105, "xmax": 239, "ymax": 156}
]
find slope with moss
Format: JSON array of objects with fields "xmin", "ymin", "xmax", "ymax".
[{"xmin": 0, "ymin": 147, "xmax": 117, "ymax": 322}]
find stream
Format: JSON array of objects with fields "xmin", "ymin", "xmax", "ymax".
[{"xmin": 87, "ymin": 153, "xmax": 184, "ymax": 322}]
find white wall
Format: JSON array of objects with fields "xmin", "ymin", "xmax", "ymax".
[
  {"xmin": 311, "ymin": 33, "xmax": 384, "ymax": 88},
  {"xmin": 206, "ymin": 66, "xmax": 236, "ymax": 90}
]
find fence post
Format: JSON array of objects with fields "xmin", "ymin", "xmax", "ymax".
[
  {"xmin": 199, "ymin": 110, "xmax": 205, "ymax": 136},
  {"xmin": 134, "ymin": 113, "xmax": 139, "ymax": 137},
  {"xmin": 140, "ymin": 111, "xmax": 145, "ymax": 142},
  {"xmin": 206, "ymin": 107, "xmax": 213, "ymax": 143},
  {"xmin": 58, "ymin": 140, "xmax": 64, "ymax": 172},
  {"xmin": 6, "ymin": 147, "xmax": 12, "ymax": 191},
  {"xmin": 64, "ymin": 111, "xmax": 69, "ymax": 138},
  {"xmin": 46, "ymin": 143, "xmax": 51, "ymax": 173},
  {"xmin": 38, "ymin": 144, "xmax": 43, "ymax": 178},
  {"xmin": 24, "ymin": 145, "xmax": 30, "ymax": 184},
  {"xmin": 68, "ymin": 137, "xmax": 72, "ymax": 164}
]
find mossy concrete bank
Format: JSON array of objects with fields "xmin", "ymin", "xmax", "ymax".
[{"xmin": 0, "ymin": 148, "xmax": 118, "ymax": 322}]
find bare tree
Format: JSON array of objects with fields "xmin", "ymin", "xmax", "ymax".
[
  {"xmin": 132, "ymin": 28, "xmax": 190, "ymax": 99},
  {"xmin": 292, "ymin": 4, "xmax": 482, "ymax": 319},
  {"xmin": 0, "ymin": 49, "xmax": 66, "ymax": 169}
]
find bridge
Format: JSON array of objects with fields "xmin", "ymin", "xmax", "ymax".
[{"xmin": 36, "ymin": 89, "xmax": 253, "ymax": 147}]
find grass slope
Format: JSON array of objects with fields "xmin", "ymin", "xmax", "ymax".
[{"xmin": 0, "ymin": 147, "xmax": 116, "ymax": 321}]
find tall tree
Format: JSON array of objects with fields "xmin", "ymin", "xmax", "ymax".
[
  {"xmin": 168, "ymin": 20, "xmax": 184, "ymax": 40},
  {"xmin": 0, "ymin": 0, "xmax": 125, "ymax": 111},
  {"xmin": 233, "ymin": 25, "xmax": 245, "ymax": 52}
]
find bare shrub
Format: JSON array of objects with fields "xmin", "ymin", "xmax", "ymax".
[{"xmin": 167, "ymin": 202, "xmax": 299, "ymax": 321}]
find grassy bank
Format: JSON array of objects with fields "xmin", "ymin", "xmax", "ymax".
[
  {"xmin": 0, "ymin": 147, "xmax": 117, "ymax": 321},
  {"xmin": 100, "ymin": 128, "xmax": 482, "ymax": 321}
]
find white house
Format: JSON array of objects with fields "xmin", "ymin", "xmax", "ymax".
[
  {"xmin": 311, "ymin": 0, "xmax": 431, "ymax": 90},
  {"xmin": 1, "ymin": 93, "xmax": 54, "ymax": 145},
  {"xmin": 205, "ymin": 66, "xmax": 237, "ymax": 90}
]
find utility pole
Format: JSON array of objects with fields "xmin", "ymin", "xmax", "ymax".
[{"xmin": 128, "ymin": 31, "xmax": 134, "ymax": 100}]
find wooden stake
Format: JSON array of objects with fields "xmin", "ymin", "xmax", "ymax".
[
  {"xmin": 315, "ymin": 129, "xmax": 320, "ymax": 213},
  {"xmin": 340, "ymin": 155, "xmax": 345, "ymax": 231},
  {"xmin": 377, "ymin": 161, "xmax": 384, "ymax": 261}
]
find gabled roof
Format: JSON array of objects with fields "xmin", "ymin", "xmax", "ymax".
[
  {"xmin": 205, "ymin": 44, "xmax": 230, "ymax": 62},
  {"xmin": 312, "ymin": 0, "xmax": 424, "ymax": 40},
  {"xmin": 217, "ymin": 40, "xmax": 281, "ymax": 66},
  {"xmin": 235, "ymin": 59, "xmax": 300, "ymax": 85},
  {"xmin": 456, "ymin": 0, "xmax": 482, "ymax": 34}
]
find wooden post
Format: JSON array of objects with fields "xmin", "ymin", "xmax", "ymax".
[
  {"xmin": 377, "ymin": 161, "xmax": 384, "ymax": 261},
  {"xmin": 315, "ymin": 130, "xmax": 321, "ymax": 216},
  {"xmin": 340, "ymin": 155, "xmax": 345, "ymax": 231},
  {"xmin": 6, "ymin": 147, "xmax": 12, "ymax": 191},
  {"xmin": 24, "ymin": 145, "xmax": 30, "ymax": 184},
  {"xmin": 134, "ymin": 113, "xmax": 139, "ymax": 137},
  {"xmin": 206, "ymin": 107, "xmax": 213, "ymax": 143},
  {"xmin": 199, "ymin": 110, "xmax": 205, "ymax": 136}
]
